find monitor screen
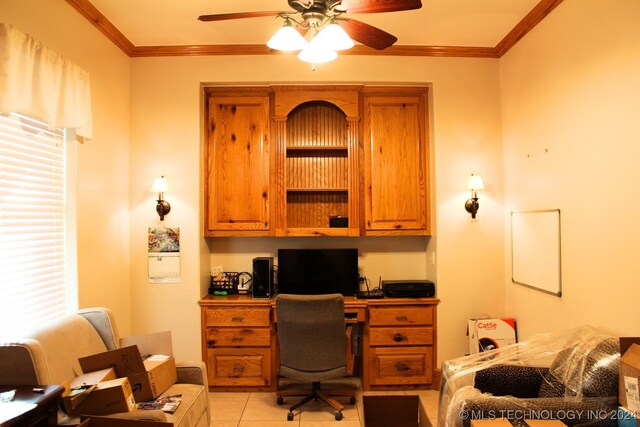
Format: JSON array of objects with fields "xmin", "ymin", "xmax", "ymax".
[{"xmin": 277, "ymin": 248, "xmax": 359, "ymax": 296}]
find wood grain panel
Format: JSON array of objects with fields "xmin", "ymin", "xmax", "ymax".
[
  {"xmin": 273, "ymin": 86, "xmax": 361, "ymax": 118},
  {"xmin": 286, "ymin": 191, "xmax": 348, "ymax": 228},
  {"xmin": 207, "ymin": 348, "xmax": 271, "ymax": 386},
  {"xmin": 363, "ymin": 91, "xmax": 429, "ymax": 233},
  {"xmin": 369, "ymin": 306, "xmax": 433, "ymax": 326},
  {"xmin": 369, "ymin": 327, "xmax": 434, "ymax": 346},
  {"xmin": 286, "ymin": 150, "xmax": 348, "ymax": 189},
  {"xmin": 205, "ymin": 307, "xmax": 270, "ymax": 327},
  {"xmin": 205, "ymin": 328, "xmax": 271, "ymax": 347},
  {"xmin": 287, "ymin": 101, "xmax": 348, "ymax": 148},
  {"xmin": 206, "ymin": 94, "xmax": 271, "ymax": 233},
  {"xmin": 282, "ymin": 101, "xmax": 352, "ymax": 230},
  {"xmin": 369, "ymin": 346, "xmax": 432, "ymax": 385}
]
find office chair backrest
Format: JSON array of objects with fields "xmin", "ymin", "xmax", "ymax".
[{"xmin": 276, "ymin": 293, "xmax": 346, "ymax": 374}]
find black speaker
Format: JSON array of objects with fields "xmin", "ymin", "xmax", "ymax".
[{"xmin": 252, "ymin": 257, "xmax": 273, "ymax": 298}]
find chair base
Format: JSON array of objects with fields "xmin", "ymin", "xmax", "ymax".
[{"xmin": 276, "ymin": 381, "xmax": 356, "ymax": 421}]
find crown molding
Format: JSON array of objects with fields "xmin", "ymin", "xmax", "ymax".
[
  {"xmin": 495, "ymin": 0, "xmax": 564, "ymax": 57},
  {"xmin": 66, "ymin": 0, "xmax": 563, "ymax": 59},
  {"xmin": 65, "ymin": 0, "xmax": 134, "ymax": 55},
  {"xmin": 130, "ymin": 44, "xmax": 500, "ymax": 58}
]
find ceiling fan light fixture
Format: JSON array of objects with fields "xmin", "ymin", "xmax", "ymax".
[
  {"xmin": 297, "ymin": 39, "xmax": 338, "ymax": 64},
  {"xmin": 314, "ymin": 23, "xmax": 354, "ymax": 51},
  {"xmin": 267, "ymin": 22, "xmax": 307, "ymax": 51}
]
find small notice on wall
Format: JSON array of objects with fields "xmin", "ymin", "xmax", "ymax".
[{"xmin": 148, "ymin": 227, "xmax": 180, "ymax": 284}]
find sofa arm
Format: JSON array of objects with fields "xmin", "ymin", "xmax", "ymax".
[{"xmin": 176, "ymin": 360, "xmax": 209, "ymax": 388}]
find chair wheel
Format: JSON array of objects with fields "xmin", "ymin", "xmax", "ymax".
[
  {"xmin": 287, "ymin": 412, "xmax": 294, "ymax": 421},
  {"xmin": 335, "ymin": 411, "xmax": 343, "ymax": 421},
  {"xmin": 277, "ymin": 396, "xmax": 284, "ymax": 405},
  {"xmin": 349, "ymin": 396, "xmax": 356, "ymax": 405}
]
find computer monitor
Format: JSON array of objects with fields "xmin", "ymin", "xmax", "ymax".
[{"xmin": 276, "ymin": 248, "xmax": 359, "ymax": 296}]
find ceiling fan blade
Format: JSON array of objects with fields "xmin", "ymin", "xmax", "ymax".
[
  {"xmin": 338, "ymin": 0, "xmax": 421, "ymax": 14},
  {"xmin": 337, "ymin": 18, "xmax": 397, "ymax": 50},
  {"xmin": 198, "ymin": 11, "xmax": 281, "ymax": 22}
]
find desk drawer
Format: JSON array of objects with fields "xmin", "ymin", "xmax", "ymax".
[
  {"xmin": 369, "ymin": 346, "xmax": 432, "ymax": 386},
  {"xmin": 369, "ymin": 306, "xmax": 433, "ymax": 326},
  {"xmin": 206, "ymin": 328, "xmax": 271, "ymax": 347},
  {"xmin": 207, "ymin": 347, "xmax": 271, "ymax": 387},
  {"xmin": 369, "ymin": 326, "xmax": 433, "ymax": 346},
  {"xmin": 205, "ymin": 308, "xmax": 270, "ymax": 327}
]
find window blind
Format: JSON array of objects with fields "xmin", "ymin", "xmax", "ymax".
[{"xmin": 0, "ymin": 112, "xmax": 68, "ymax": 336}]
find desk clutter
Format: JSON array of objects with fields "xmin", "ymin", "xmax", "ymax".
[{"xmin": 208, "ymin": 251, "xmax": 436, "ymax": 300}]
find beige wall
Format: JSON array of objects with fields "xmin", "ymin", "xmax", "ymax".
[
  {"xmin": 129, "ymin": 55, "xmax": 505, "ymax": 362},
  {"xmin": 1, "ymin": 0, "xmax": 133, "ymax": 333},
  {"xmin": 501, "ymin": 0, "xmax": 640, "ymax": 338}
]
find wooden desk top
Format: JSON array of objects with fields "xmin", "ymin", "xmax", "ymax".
[{"xmin": 199, "ymin": 294, "xmax": 440, "ymax": 307}]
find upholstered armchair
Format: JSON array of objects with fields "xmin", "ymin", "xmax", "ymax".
[{"xmin": 439, "ymin": 327, "xmax": 620, "ymax": 427}]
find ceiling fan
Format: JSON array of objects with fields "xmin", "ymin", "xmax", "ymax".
[{"xmin": 198, "ymin": 0, "xmax": 423, "ymax": 51}]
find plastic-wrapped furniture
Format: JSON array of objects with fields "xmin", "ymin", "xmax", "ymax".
[
  {"xmin": 439, "ymin": 326, "xmax": 620, "ymax": 427},
  {"xmin": 0, "ymin": 307, "xmax": 210, "ymax": 426}
]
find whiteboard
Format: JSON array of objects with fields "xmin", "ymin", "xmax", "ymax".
[{"xmin": 511, "ymin": 209, "xmax": 562, "ymax": 297}]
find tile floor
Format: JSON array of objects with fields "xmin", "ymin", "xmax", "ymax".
[{"xmin": 207, "ymin": 379, "xmax": 440, "ymax": 427}]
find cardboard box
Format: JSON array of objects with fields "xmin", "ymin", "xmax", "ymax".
[
  {"xmin": 65, "ymin": 377, "xmax": 136, "ymax": 416},
  {"xmin": 363, "ymin": 395, "xmax": 431, "ymax": 427},
  {"xmin": 620, "ymin": 343, "xmax": 640, "ymax": 411},
  {"xmin": 61, "ymin": 368, "xmax": 117, "ymax": 415},
  {"xmin": 468, "ymin": 318, "xmax": 517, "ymax": 354},
  {"xmin": 79, "ymin": 416, "xmax": 172, "ymax": 427},
  {"xmin": 79, "ymin": 331, "xmax": 177, "ymax": 402}
]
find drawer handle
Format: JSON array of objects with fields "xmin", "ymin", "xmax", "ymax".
[
  {"xmin": 231, "ymin": 337, "xmax": 244, "ymax": 343},
  {"xmin": 230, "ymin": 365, "xmax": 245, "ymax": 377},
  {"xmin": 395, "ymin": 362, "xmax": 411, "ymax": 372},
  {"xmin": 207, "ymin": 340, "xmax": 216, "ymax": 347},
  {"xmin": 393, "ymin": 333, "xmax": 407, "ymax": 342},
  {"xmin": 231, "ymin": 316, "xmax": 244, "ymax": 322},
  {"xmin": 396, "ymin": 315, "xmax": 408, "ymax": 322}
]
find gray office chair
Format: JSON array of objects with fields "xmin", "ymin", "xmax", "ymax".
[{"xmin": 275, "ymin": 293, "xmax": 356, "ymax": 421}]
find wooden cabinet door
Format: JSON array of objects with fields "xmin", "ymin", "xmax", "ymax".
[
  {"xmin": 205, "ymin": 92, "xmax": 272, "ymax": 235},
  {"xmin": 363, "ymin": 91, "xmax": 430, "ymax": 234}
]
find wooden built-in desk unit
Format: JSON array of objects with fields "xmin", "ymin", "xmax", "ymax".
[{"xmin": 199, "ymin": 295, "xmax": 439, "ymax": 392}]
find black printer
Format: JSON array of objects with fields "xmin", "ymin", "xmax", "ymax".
[{"xmin": 381, "ymin": 280, "xmax": 435, "ymax": 298}]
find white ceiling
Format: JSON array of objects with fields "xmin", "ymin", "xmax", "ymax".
[{"xmin": 88, "ymin": 0, "xmax": 541, "ymax": 48}]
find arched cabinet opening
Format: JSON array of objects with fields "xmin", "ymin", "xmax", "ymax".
[
  {"xmin": 273, "ymin": 86, "xmax": 361, "ymax": 237},
  {"xmin": 283, "ymin": 101, "xmax": 351, "ymax": 233}
]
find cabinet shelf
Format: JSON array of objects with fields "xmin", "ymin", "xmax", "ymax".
[
  {"xmin": 277, "ymin": 227, "xmax": 355, "ymax": 237},
  {"xmin": 286, "ymin": 188, "xmax": 348, "ymax": 193},
  {"xmin": 286, "ymin": 145, "xmax": 347, "ymax": 151}
]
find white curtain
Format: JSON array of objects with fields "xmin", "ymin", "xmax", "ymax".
[{"xmin": 0, "ymin": 23, "xmax": 93, "ymax": 139}]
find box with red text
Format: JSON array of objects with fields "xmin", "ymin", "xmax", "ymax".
[{"xmin": 468, "ymin": 318, "xmax": 517, "ymax": 354}]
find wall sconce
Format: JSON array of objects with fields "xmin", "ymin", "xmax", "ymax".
[
  {"xmin": 151, "ymin": 176, "xmax": 171, "ymax": 221},
  {"xmin": 464, "ymin": 174, "xmax": 485, "ymax": 219}
]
